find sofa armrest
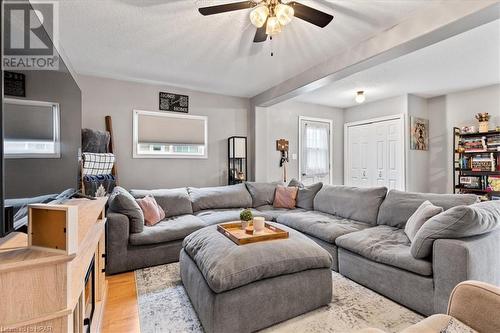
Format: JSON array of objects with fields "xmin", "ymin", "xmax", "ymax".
[
  {"xmin": 433, "ymin": 230, "xmax": 500, "ymax": 313},
  {"xmin": 106, "ymin": 211, "xmax": 131, "ymax": 275},
  {"xmin": 447, "ymin": 281, "xmax": 500, "ymax": 332}
]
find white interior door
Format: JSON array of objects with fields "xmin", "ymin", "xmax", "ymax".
[
  {"xmin": 345, "ymin": 116, "xmax": 404, "ymax": 190},
  {"xmin": 299, "ymin": 117, "xmax": 332, "ymax": 185}
]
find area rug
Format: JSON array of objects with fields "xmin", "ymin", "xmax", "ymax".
[{"xmin": 135, "ymin": 263, "xmax": 423, "ymax": 333}]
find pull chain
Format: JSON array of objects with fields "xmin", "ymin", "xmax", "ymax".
[{"xmin": 270, "ymin": 36, "xmax": 274, "ymax": 57}]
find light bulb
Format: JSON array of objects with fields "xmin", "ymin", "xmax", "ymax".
[
  {"xmin": 275, "ymin": 3, "xmax": 294, "ymax": 26},
  {"xmin": 355, "ymin": 91, "xmax": 366, "ymax": 104},
  {"xmin": 250, "ymin": 5, "xmax": 269, "ymax": 28},
  {"xmin": 266, "ymin": 16, "xmax": 282, "ymax": 36}
]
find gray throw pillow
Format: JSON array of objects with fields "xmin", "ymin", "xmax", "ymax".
[
  {"xmin": 410, "ymin": 200, "xmax": 500, "ymax": 259},
  {"xmin": 245, "ymin": 182, "xmax": 279, "ymax": 207},
  {"xmin": 108, "ymin": 186, "xmax": 144, "ymax": 233},
  {"xmin": 288, "ymin": 179, "xmax": 323, "ymax": 210},
  {"xmin": 404, "ymin": 200, "xmax": 443, "ymax": 242}
]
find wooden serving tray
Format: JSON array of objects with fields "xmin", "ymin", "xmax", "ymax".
[{"xmin": 217, "ymin": 222, "xmax": 289, "ymax": 245}]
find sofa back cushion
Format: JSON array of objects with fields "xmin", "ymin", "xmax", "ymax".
[
  {"xmin": 245, "ymin": 182, "xmax": 279, "ymax": 208},
  {"xmin": 410, "ymin": 200, "xmax": 500, "ymax": 259},
  {"xmin": 313, "ymin": 185, "xmax": 388, "ymax": 225},
  {"xmin": 377, "ymin": 190, "xmax": 479, "ymax": 228},
  {"xmin": 188, "ymin": 183, "xmax": 252, "ymax": 212},
  {"xmin": 108, "ymin": 186, "xmax": 144, "ymax": 233},
  {"xmin": 130, "ymin": 188, "xmax": 193, "ymax": 218},
  {"xmin": 288, "ymin": 179, "xmax": 323, "ymax": 210}
]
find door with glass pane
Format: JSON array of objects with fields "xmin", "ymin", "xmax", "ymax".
[{"xmin": 299, "ymin": 117, "xmax": 332, "ymax": 185}]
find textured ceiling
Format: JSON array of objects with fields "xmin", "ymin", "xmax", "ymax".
[
  {"xmin": 294, "ymin": 19, "xmax": 500, "ymax": 108},
  {"xmin": 54, "ymin": 0, "xmax": 436, "ymax": 97}
]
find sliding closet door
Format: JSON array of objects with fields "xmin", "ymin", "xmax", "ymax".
[{"xmin": 346, "ymin": 117, "xmax": 404, "ymax": 190}]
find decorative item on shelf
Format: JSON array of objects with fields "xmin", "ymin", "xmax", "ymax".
[
  {"xmin": 239, "ymin": 209, "xmax": 253, "ymax": 230},
  {"xmin": 228, "ymin": 136, "xmax": 247, "ymax": 185},
  {"xmin": 475, "ymin": 113, "xmax": 491, "ymax": 133},
  {"xmin": 276, "ymin": 138, "xmax": 289, "ymax": 182},
  {"xmin": 410, "ymin": 117, "xmax": 429, "ymax": 150},
  {"xmin": 460, "ymin": 125, "xmax": 476, "ymax": 134},
  {"xmin": 159, "ymin": 92, "xmax": 189, "ymax": 113}
]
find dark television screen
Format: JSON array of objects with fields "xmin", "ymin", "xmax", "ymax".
[{"xmin": 1, "ymin": 2, "xmax": 82, "ymax": 236}]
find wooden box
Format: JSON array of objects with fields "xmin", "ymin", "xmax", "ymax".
[{"xmin": 28, "ymin": 204, "xmax": 78, "ymax": 255}]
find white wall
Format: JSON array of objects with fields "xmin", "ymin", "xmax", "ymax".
[
  {"xmin": 344, "ymin": 95, "xmax": 407, "ymax": 124},
  {"xmin": 429, "ymin": 84, "xmax": 500, "ymax": 193},
  {"xmin": 79, "ymin": 75, "xmax": 251, "ymax": 190},
  {"xmin": 255, "ymin": 101, "xmax": 344, "ymax": 184}
]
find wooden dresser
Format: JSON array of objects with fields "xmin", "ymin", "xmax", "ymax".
[{"xmin": 0, "ymin": 197, "xmax": 108, "ymax": 333}]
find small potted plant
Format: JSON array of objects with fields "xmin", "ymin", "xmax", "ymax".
[{"xmin": 240, "ymin": 209, "xmax": 253, "ymax": 230}]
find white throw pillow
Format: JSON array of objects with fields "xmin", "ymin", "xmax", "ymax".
[{"xmin": 404, "ymin": 200, "xmax": 443, "ymax": 242}]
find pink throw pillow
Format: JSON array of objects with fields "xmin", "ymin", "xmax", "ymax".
[
  {"xmin": 136, "ymin": 195, "xmax": 166, "ymax": 226},
  {"xmin": 273, "ymin": 185, "xmax": 298, "ymax": 209}
]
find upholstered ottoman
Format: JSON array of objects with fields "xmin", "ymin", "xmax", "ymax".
[{"xmin": 179, "ymin": 222, "xmax": 333, "ymax": 333}]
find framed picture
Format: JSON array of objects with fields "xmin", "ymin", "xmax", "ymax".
[
  {"xmin": 159, "ymin": 92, "xmax": 189, "ymax": 113},
  {"xmin": 410, "ymin": 116, "xmax": 429, "ymax": 151}
]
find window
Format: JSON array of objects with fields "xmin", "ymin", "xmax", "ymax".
[
  {"xmin": 4, "ymin": 99, "xmax": 60, "ymax": 158},
  {"xmin": 299, "ymin": 117, "xmax": 332, "ymax": 184},
  {"xmin": 133, "ymin": 110, "xmax": 208, "ymax": 158}
]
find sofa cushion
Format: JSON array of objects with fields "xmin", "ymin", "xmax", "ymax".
[
  {"xmin": 336, "ymin": 225, "xmax": 432, "ymax": 276},
  {"xmin": 313, "ymin": 185, "xmax": 387, "ymax": 225},
  {"xmin": 377, "ymin": 190, "xmax": 478, "ymax": 228},
  {"xmin": 276, "ymin": 210, "xmax": 371, "ymax": 244},
  {"xmin": 195, "ymin": 208, "xmax": 271, "ymax": 226},
  {"xmin": 108, "ymin": 186, "xmax": 144, "ymax": 233},
  {"xmin": 188, "ymin": 184, "xmax": 252, "ymax": 212},
  {"xmin": 255, "ymin": 205, "xmax": 305, "ymax": 221},
  {"xmin": 182, "ymin": 222, "xmax": 332, "ymax": 293},
  {"xmin": 245, "ymin": 182, "xmax": 279, "ymax": 207},
  {"xmin": 136, "ymin": 195, "xmax": 165, "ymax": 226},
  {"xmin": 411, "ymin": 200, "xmax": 500, "ymax": 259},
  {"xmin": 404, "ymin": 200, "xmax": 443, "ymax": 241},
  {"xmin": 129, "ymin": 214, "xmax": 206, "ymax": 246},
  {"xmin": 273, "ymin": 185, "xmax": 298, "ymax": 209},
  {"xmin": 130, "ymin": 188, "xmax": 193, "ymax": 218},
  {"xmin": 288, "ymin": 179, "xmax": 323, "ymax": 210}
]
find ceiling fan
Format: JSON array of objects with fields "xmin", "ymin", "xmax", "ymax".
[{"xmin": 198, "ymin": 0, "xmax": 334, "ymax": 43}]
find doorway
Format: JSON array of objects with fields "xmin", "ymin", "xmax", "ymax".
[{"xmin": 299, "ymin": 116, "xmax": 333, "ymax": 185}]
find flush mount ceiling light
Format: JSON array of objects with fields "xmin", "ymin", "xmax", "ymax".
[
  {"xmin": 199, "ymin": 0, "xmax": 334, "ymax": 43},
  {"xmin": 355, "ymin": 91, "xmax": 366, "ymax": 104}
]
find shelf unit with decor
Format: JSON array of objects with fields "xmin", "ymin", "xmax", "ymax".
[
  {"xmin": 453, "ymin": 127, "xmax": 500, "ymax": 200},
  {"xmin": 228, "ymin": 136, "xmax": 247, "ymax": 185}
]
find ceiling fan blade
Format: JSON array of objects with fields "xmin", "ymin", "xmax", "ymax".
[
  {"xmin": 198, "ymin": 1, "xmax": 256, "ymax": 16},
  {"xmin": 253, "ymin": 24, "xmax": 268, "ymax": 43},
  {"xmin": 288, "ymin": 1, "xmax": 333, "ymax": 28}
]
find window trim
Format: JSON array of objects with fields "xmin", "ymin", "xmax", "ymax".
[
  {"xmin": 4, "ymin": 98, "xmax": 61, "ymax": 159},
  {"xmin": 132, "ymin": 109, "xmax": 208, "ymax": 159}
]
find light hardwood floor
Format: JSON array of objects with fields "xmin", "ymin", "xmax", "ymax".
[{"xmin": 102, "ymin": 272, "xmax": 140, "ymax": 333}]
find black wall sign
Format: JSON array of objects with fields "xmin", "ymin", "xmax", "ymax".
[
  {"xmin": 159, "ymin": 92, "xmax": 189, "ymax": 113},
  {"xmin": 4, "ymin": 71, "xmax": 26, "ymax": 97}
]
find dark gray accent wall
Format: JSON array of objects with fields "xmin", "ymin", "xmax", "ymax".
[{"xmin": 4, "ymin": 63, "xmax": 81, "ymax": 198}]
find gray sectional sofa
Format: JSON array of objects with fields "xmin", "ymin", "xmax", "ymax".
[{"xmin": 106, "ymin": 182, "xmax": 500, "ymax": 316}]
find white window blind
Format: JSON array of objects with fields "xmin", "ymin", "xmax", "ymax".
[
  {"xmin": 133, "ymin": 110, "xmax": 208, "ymax": 158},
  {"xmin": 302, "ymin": 121, "xmax": 329, "ymax": 177}
]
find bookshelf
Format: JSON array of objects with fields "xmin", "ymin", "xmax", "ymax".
[{"xmin": 453, "ymin": 128, "xmax": 500, "ymax": 200}]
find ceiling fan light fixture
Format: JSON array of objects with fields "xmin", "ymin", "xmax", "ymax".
[
  {"xmin": 266, "ymin": 16, "xmax": 282, "ymax": 36},
  {"xmin": 355, "ymin": 91, "xmax": 366, "ymax": 104},
  {"xmin": 275, "ymin": 3, "xmax": 294, "ymax": 26},
  {"xmin": 250, "ymin": 5, "xmax": 269, "ymax": 28}
]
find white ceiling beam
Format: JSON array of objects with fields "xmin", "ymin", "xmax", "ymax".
[{"xmin": 251, "ymin": 1, "xmax": 500, "ymax": 107}]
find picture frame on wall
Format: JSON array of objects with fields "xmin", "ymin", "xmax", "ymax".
[
  {"xmin": 410, "ymin": 116, "xmax": 429, "ymax": 151},
  {"xmin": 159, "ymin": 92, "xmax": 189, "ymax": 113}
]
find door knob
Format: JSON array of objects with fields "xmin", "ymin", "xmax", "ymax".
[{"xmin": 379, "ymin": 171, "xmax": 382, "ymax": 178}]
